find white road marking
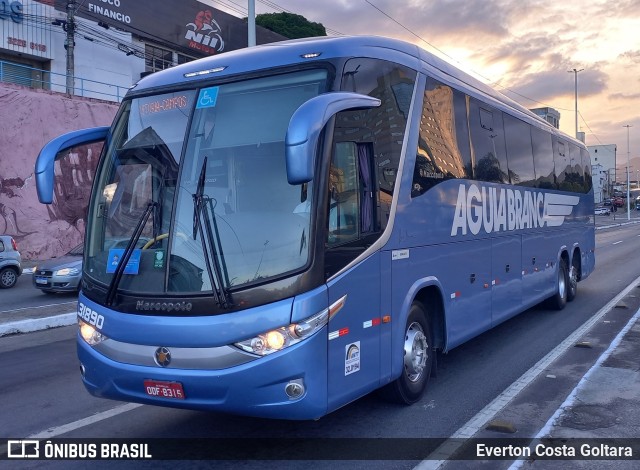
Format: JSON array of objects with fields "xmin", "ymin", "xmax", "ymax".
[
  {"xmin": 613, "ymin": 240, "xmax": 623, "ymax": 245},
  {"xmin": 28, "ymin": 403, "xmax": 143, "ymax": 438},
  {"xmin": 414, "ymin": 273, "xmax": 640, "ymax": 470}
]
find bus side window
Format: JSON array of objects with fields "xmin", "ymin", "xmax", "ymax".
[
  {"xmin": 469, "ymin": 100, "xmax": 509, "ymax": 184},
  {"xmin": 412, "ymin": 79, "xmax": 472, "ymax": 197},
  {"xmin": 531, "ymin": 126, "xmax": 556, "ymax": 189}
]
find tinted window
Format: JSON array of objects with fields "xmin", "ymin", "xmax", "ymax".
[
  {"xmin": 327, "ymin": 142, "xmax": 361, "ymax": 247},
  {"xmin": 469, "ymin": 100, "xmax": 509, "ymax": 183},
  {"xmin": 581, "ymin": 148, "xmax": 593, "ymax": 192},
  {"xmin": 0, "ymin": 240, "xmax": 4, "ymax": 252},
  {"xmin": 412, "ymin": 78, "xmax": 472, "ymax": 197},
  {"xmin": 568, "ymin": 144, "xmax": 585, "ymax": 192},
  {"xmin": 503, "ymin": 114, "xmax": 535, "ymax": 186},
  {"xmin": 554, "ymin": 138, "xmax": 571, "ymax": 190},
  {"xmin": 531, "ymin": 126, "xmax": 556, "ymax": 189},
  {"xmin": 338, "ymin": 58, "xmax": 417, "ymax": 231},
  {"xmin": 555, "ymin": 139, "xmax": 585, "ymax": 193}
]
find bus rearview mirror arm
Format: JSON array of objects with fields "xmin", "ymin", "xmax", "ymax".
[
  {"xmin": 35, "ymin": 127, "xmax": 110, "ymax": 204},
  {"xmin": 285, "ymin": 92, "xmax": 381, "ymax": 185}
]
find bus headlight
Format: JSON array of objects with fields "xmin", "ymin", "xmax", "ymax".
[
  {"xmin": 79, "ymin": 319, "xmax": 108, "ymax": 346},
  {"xmin": 235, "ymin": 308, "xmax": 329, "ymax": 356}
]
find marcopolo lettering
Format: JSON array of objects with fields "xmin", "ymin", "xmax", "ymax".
[
  {"xmin": 451, "ymin": 183, "xmax": 580, "ymax": 236},
  {"xmin": 136, "ymin": 301, "xmax": 193, "ymax": 312}
]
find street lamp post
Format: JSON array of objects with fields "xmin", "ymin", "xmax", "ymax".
[
  {"xmin": 248, "ymin": 0, "xmax": 256, "ymax": 47},
  {"xmin": 624, "ymin": 124, "xmax": 632, "ymax": 220},
  {"xmin": 568, "ymin": 68, "xmax": 584, "ymax": 139}
]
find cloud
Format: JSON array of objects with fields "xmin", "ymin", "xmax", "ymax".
[
  {"xmin": 619, "ymin": 50, "xmax": 640, "ymax": 63},
  {"xmin": 609, "ymin": 92, "xmax": 640, "ymax": 100},
  {"xmin": 503, "ymin": 66, "xmax": 609, "ymax": 106}
]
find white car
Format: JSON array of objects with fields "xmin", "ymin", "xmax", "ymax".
[
  {"xmin": 0, "ymin": 235, "xmax": 22, "ymax": 288},
  {"xmin": 595, "ymin": 207, "xmax": 611, "ymax": 216}
]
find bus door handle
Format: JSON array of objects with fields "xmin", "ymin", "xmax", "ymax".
[
  {"xmin": 470, "ymin": 273, "xmax": 476, "ymax": 284},
  {"xmin": 532, "ymin": 257, "xmax": 536, "ymax": 265},
  {"xmin": 505, "ymin": 264, "xmax": 510, "ymax": 273}
]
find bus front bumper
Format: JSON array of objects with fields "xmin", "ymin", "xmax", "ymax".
[{"xmin": 77, "ymin": 328, "xmax": 329, "ymax": 420}]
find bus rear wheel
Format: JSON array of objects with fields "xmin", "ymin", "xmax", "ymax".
[
  {"xmin": 567, "ymin": 261, "xmax": 578, "ymax": 302},
  {"xmin": 380, "ymin": 301, "xmax": 433, "ymax": 404},
  {"xmin": 547, "ymin": 259, "xmax": 568, "ymax": 310}
]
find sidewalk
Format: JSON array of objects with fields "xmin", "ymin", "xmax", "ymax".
[{"xmin": 517, "ymin": 308, "xmax": 640, "ymax": 469}]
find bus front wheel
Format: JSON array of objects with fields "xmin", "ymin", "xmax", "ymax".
[{"xmin": 381, "ymin": 302, "xmax": 433, "ymax": 404}]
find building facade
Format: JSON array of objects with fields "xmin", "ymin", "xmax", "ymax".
[
  {"xmin": 530, "ymin": 107, "xmax": 561, "ymax": 129},
  {"xmin": 1, "ymin": 0, "xmax": 286, "ymax": 100}
]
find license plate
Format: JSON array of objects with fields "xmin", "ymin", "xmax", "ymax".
[
  {"xmin": 144, "ymin": 379, "xmax": 185, "ymax": 400},
  {"xmin": 35, "ymin": 277, "xmax": 48, "ymax": 285}
]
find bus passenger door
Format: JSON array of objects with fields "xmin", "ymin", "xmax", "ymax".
[{"xmin": 324, "ymin": 142, "xmax": 382, "ymax": 411}]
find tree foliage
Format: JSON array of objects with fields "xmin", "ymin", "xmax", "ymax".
[{"xmin": 255, "ymin": 12, "xmax": 326, "ymax": 39}]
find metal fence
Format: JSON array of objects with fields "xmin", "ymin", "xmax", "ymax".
[{"xmin": 0, "ymin": 60, "xmax": 128, "ymax": 102}]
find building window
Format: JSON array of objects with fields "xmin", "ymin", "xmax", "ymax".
[{"xmin": 144, "ymin": 44, "xmax": 197, "ymax": 73}]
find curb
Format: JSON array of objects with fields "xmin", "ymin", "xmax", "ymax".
[{"xmin": 0, "ymin": 312, "xmax": 76, "ymax": 337}]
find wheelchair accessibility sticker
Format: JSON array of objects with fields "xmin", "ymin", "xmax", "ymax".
[{"xmin": 196, "ymin": 87, "xmax": 219, "ymax": 109}]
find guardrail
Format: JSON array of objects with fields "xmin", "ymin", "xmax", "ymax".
[{"xmin": 0, "ymin": 60, "xmax": 128, "ymax": 102}]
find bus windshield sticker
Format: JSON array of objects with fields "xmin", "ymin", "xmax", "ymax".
[
  {"xmin": 345, "ymin": 342, "xmax": 361, "ymax": 376},
  {"xmin": 196, "ymin": 87, "xmax": 219, "ymax": 109},
  {"xmin": 154, "ymin": 249, "xmax": 165, "ymax": 269},
  {"xmin": 106, "ymin": 249, "xmax": 142, "ymax": 275}
]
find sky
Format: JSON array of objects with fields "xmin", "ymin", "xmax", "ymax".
[{"xmin": 204, "ymin": 0, "xmax": 640, "ymax": 171}]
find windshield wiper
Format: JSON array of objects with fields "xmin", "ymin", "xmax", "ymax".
[
  {"xmin": 105, "ymin": 201, "xmax": 157, "ymax": 307},
  {"xmin": 193, "ymin": 157, "xmax": 231, "ymax": 308}
]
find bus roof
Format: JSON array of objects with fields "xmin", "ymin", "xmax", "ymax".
[{"xmin": 131, "ymin": 35, "xmax": 582, "ymax": 147}]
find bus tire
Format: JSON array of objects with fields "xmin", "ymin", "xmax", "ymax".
[
  {"xmin": 380, "ymin": 302, "xmax": 433, "ymax": 404},
  {"xmin": 567, "ymin": 259, "xmax": 578, "ymax": 302},
  {"xmin": 547, "ymin": 259, "xmax": 568, "ymax": 310}
]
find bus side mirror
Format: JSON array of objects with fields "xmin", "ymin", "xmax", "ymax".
[
  {"xmin": 35, "ymin": 127, "xmax": 110, "ymax": 204},
  {"xmin": 285, "ymin": 92, "xmax": 381, "ymax": 184}
]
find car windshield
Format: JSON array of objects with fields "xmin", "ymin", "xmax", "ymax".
[
  {"xmin": 84, "ymin": 69, "xmax": 328, "ymax": 295},
  {"xmin": 67, "ymin": 243, "xmax": 83, "ymax": 256}
]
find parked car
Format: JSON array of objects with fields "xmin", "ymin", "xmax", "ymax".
[
  {"xmin": 613, "ymin": 197, "xmax": 624, "ymax": 207},
  {"xmin": 33, "ymin": 243, "xmax": 83, "ymax": 294},
  {"xmin": 0, "ymin": 235, "xmax": 22, "ymax": 288},
  {"xmin": 602, "ymin": 198, "xmax": 612, "ymax": 206},
  {"xmin": 595, "ymin": 206, "xmax": 611, "ymax": 216}
]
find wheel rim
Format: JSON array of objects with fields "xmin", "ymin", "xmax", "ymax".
[
  {"xmin": 569, "ymin": 265, "xmax": 578, "ymax": 291},
  {"xmin": 1, "ymin": 270, "xmax": 16, "ymax": 287},
  {"xmin": 403, "ymin": 322, "xmax": 428, "ymax": 383}
]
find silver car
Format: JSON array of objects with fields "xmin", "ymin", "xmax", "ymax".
[
  {"xmin": 33, "ymin": 243, "xmax": 83, "ymax": 294},
  {"xmin": 0, "ymin": 235, "xmax": 22, "ymax": 289}
]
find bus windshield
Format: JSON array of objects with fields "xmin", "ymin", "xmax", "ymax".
[{"xmin": 84, "ymin": 69, "xmax": 329, "ymax": 296}]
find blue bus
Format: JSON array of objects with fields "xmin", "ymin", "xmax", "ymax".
[{"xmin": 35, "ymin": 36, "xmax": 595, "ymax": 420}]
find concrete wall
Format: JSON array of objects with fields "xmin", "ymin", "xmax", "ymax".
[{"xmin": 0, "ymin": 82, "xmax": 118, "ymax": 260}]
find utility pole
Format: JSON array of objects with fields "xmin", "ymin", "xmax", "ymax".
[
  {"xmin": 248, "ymin": 0, "xmax": 256, "ymax": 47},
  {"xmin": 568, "ymin": 68, "xmax": 584, "ymax": 140},
  {"xmin": 624, "ymin": 124, "xmax": 632, "ymax": 220},
  {"xmin": 65, "ymin": 0, "xmax": 76, "ymax": 95}
]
